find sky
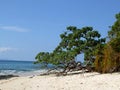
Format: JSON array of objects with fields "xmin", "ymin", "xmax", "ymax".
[{"xmin": 0, "ymin": 0, "xmax": 120, "ymax": 61}]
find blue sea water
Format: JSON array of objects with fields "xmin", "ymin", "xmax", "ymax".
[{"xmin": 0, "ymin": 60, "xmax": 48, "ymax": 76}]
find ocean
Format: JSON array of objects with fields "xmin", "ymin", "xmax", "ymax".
[{"xmin": 0, "ymin": 60, "xmax": 49, "ymax": 76}]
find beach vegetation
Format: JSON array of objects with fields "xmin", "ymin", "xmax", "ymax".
[
  {"xmin": 35, "ymin": 26, "xmax": 105, "ymax": 73},
  {"xmin": 94, "ymin": 13, "xmax": 120, "ymax": 73},
  {"xmin": 35, "ymin": 12, "xmax": 120, "ymax": 74}
]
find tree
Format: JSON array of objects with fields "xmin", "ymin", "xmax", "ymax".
[
  {"xmin": 35, "ymin": 52, "xmax": 51, "ymax": 67},
  {"xmin": 35, "ymin": 26, "xmax": 105, "ymax": 70},
  {"xmin": 94, "ymin": 13, "xmax": 120, "ymax": 73}
]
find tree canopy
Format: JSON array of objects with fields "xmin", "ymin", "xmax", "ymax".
[
  {"xmin": 35, "ymin": 26, "xmax": 105, "ymax": 68},
  {"xmin": 35, "ymin": 13, "xmax": 120, "ymax": 73}
]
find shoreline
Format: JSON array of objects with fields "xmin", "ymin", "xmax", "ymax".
[
  {"xmin": 0, "ymin": 69, "xmax": 50, "ymax": 77},
  {"xmin": 0, "ymin": 72, "xmax": 120, "ymax": 90}
]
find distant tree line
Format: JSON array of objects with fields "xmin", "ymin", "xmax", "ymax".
[{"xmin": 35, "ymin": 13, "xmax": 120, "ymax": 73}]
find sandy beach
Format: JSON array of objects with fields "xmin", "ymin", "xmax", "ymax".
[{"xmin": 0, "ymin": 72, "xmax": 120, "ymax": 90}]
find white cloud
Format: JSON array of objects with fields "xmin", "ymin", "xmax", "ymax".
[
  {"xmin": 0, "ymin": 47, "xmax": 17, "ymax": 53},
  {"xmin": 0, "ymin": 26, "xmax": 28, "ymax": 32}
]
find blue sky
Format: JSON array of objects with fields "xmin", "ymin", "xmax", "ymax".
[{"xmin": 0, "ymin": 0, "xmax": 120, "ymax": 61}]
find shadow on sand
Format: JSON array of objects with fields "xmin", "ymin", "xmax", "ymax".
[{"xmin": 0, "ymin": 75, "xmax": 19, "ymax": 80}]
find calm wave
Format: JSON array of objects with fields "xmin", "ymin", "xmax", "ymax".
[{"xmin": 0, "ymin": 60, "xmax": 48, "ymax": 76}]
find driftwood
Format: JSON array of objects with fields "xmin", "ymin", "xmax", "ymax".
[
  {"xmin": 40, "ymin": 61, "xmax": 95, "ymax": 76},
  {"xmin": 109, "ymin": 66, "xmax": 120, "ymax": 73},
  {"xmin": 59, "ymin": 60, "xmax": 95, "ymax": 76},
  {"xmin": 63, "ymin": 61, "xmax": 82, "ymax": 73}
]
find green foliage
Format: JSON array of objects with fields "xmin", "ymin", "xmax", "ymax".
[
  {"xmin": 110, "ymin": 37, "xmax": 120, "ymax": 52},
  {"xmin": 35, "ymin": 12, "xmax": 120, "ymax": 73},
  {"xmin": 94, "ymin": 13, "xmax": 120, "ymax": 73},
  {"xmin": 35, "ymin": 52, "xmax": 51, "ymax": 65},
  {"xmin": 35, "ymin": 26, "xmax": 104, "ymax": 68},
  {"xmin": 108, "ymin": 12, "xmax": 120, "ymax": 39}
]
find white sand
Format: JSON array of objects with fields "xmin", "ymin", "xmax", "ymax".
[{"xmin": 0, "ymin": 72, "xmax": 120, "ymax": 90}]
